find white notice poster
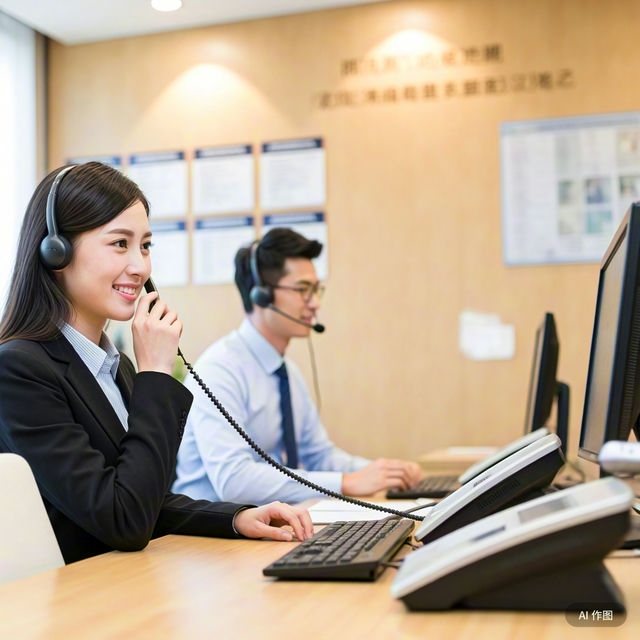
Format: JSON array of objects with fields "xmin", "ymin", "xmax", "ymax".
[
  {"xmin": 260, "ymin": 138, "xmax": 325, "ymax": 211},
  {"xmin": 149, "ymin": 220, "xmax": 189, "ymax": 287},
  {"xmin": 192, "ymin": 216, "xmax": 255, "ymax": 285},
  {"xmin": 192, "ymin": 144, "xmax": 254, "ymax": 215},
  {"xmin": 128, "ymin": 151, "xmax": 188, "ymax": 219},
  {"xmin": 501, "ymin": 111, "xmax": 640, "ymax": 265}
]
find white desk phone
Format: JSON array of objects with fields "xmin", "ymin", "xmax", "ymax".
[{"xmin": 392, "ymin": 476, "xmax": 633, "ymax": 611}]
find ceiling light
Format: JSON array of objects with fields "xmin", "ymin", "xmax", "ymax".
[{"xmin": 151, "ymin": 0, "xmax": 183, "ymax": 12}]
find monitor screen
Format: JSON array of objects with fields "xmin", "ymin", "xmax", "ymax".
[
  {"xmin": 523, "ymin": 312, "xmax": 569, "ymax": 455},
  {"xmin": 578, "ymin": 202, "xmax": 640, "ymax": 469}
]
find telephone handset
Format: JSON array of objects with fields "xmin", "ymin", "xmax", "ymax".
[
  {"xmin": 140, "ymin": 278, "xmax": 424, "ymax": 522},
  {"xmin": 144, "ymin": 279, "xmax": 156, "ymax": 294},
  {"xmin": 414, "ymin": 433, "xmax": 565, "ymax": 544},
  {"xmin": 391, "ymin": 476, "xmax": 632, "ymax": 611},
  {"xmin": 144, "ymin": 278, "xmax": 158, "ymax": 310},
  {"xmin": 457, "ymin": 426, "xmax": 550, "ymax": 484}
]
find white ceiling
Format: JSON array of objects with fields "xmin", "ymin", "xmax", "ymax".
[{"xmin": 0, "ymin": 0, "xmax": 390, "ymax": 45}]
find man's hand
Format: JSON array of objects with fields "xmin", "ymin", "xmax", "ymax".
[{"xmin": 342, "ymin": 459, "xmax": 423, "ymax": 496}]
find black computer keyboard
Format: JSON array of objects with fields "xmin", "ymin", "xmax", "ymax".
[
  {"xmin": 262, "ymin": 517, "xmax": 415, "ymax": 581},
  {"xmin": 386, "ymin": 474, "xmax": 460, "ymax": 499}
]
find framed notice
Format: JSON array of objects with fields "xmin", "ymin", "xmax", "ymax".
[
  {"xmin": 501, "ymin": 111, "xmax": 640, "ymax": 265},
  {"xmin": 192, "ymin": 216, "xmax": 255, "ymax": 285},
  {"xmin": 127, "ymin": 151, "xmax": 188, "ymax": 219},
  {"xmin": 192, "ymin": 144, "xmax": 254, "ymax": 215},
  {"xmin": 149, "ymin": 220, "xmax": 189, "ymax": 287},
  {"xmin": 260, "ymin": 138, "xmax": 326, "ymax": 211}
]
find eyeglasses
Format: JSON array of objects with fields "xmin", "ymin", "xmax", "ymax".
[{"xmin": 273, "ymin": 282, "xmax": 325, "ymax": 303}]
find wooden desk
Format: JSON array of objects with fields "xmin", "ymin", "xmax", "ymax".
[{"xmin": 0, "ymin": 532, "xmax": 638, "ymax": 639}]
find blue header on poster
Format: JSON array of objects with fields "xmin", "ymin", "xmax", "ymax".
[
  {"xmin": 195, "ymin": 145, "xmax": 252, "ymax": 159},
  {"xmin": 263, "ymin": 212, "xmax": 324, "ymax": 225},
  {"xmin": 195, "ymin": 216, "xmax": 254, "ymax": 231},
  {"xmin": 129, "ymin": 151, "xmax": 185, "ymax": 164},
  {"xmin": 261, "ymin": 138, "xmax": 323, "ymax": 153},
  {"xmin": 67, "ymin": 155, "xmax": 122, "ymax": 167},
  {"xmin": 150, "ymin": 221, "xmax": 187, "ymax": 232}
]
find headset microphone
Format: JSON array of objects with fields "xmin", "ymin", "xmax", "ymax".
[{"xmin": 267, "ymin": 304, "xmax": 325, "ymax": 333}]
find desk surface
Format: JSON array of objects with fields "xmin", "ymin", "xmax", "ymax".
[{"xmin": 0, "ymin": 529, "xmax": 638, "ymax": 639}]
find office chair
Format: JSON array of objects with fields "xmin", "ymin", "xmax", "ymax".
[{"xmin": 0, "ymin": 453, "xmax": 64, "ymax": 585}]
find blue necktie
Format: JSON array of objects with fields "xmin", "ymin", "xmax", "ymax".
[{"xmin": 274, "ymin": 363, "xmax": 298, "ymax": 469}]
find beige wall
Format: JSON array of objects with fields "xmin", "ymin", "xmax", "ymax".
[{"xmin": 46, "ymin": 0, "xmax": 640, "ymax": 467}]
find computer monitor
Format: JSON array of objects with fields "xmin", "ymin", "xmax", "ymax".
[
  {"xmin": 578, "ymin": 202, "xmax": 640, "ymax": 476},
  {"xmin": 523, "ymin": 312, "xmax": 570, "ymax": 456}
]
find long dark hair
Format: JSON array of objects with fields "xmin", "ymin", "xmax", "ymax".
[{"xmin": 0, "ymin": 162, "xmax": 149, "ymax": 343}]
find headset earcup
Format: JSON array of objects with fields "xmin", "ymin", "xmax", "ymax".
[
  {"xmin": 250, "ymin": 285, "xmax": 274, "ymax": 308},
  {"xmin": 39, "ymin": 234, "xmax": 73, "ymax": 270}
]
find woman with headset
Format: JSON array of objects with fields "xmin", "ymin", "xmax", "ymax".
[{"xmin": 0, "ymin": 162, "xmax": 313, "ymax": 563}]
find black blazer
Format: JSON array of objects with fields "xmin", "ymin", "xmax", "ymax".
[{"xmin": 0, "ymin": 335, "xmax": 253, "ymax": 563}]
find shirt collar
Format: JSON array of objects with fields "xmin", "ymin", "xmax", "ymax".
[
  {"xmin": 60, "ymin": 323, "xmax": 121, "ymax": 379},
  {"xmin": 238, "ymin": 317, "xmax": 284, "ymax": 375}
]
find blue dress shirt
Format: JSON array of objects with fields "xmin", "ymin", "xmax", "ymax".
[{"xmin": 172, "ymin": 318, "xmax": 369, "ymax": 504}]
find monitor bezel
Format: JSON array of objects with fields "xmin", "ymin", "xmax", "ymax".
[
  {"xmin": 578, "ymin": 202, "xmax": 640, "ymax": 464},
  {"xmin": 523, "ymin": 312, "xmax": 569, "ymax": 455},
  {"xmin": 523, "ymin": 312, "xmax": 559, "ymax": 435}
]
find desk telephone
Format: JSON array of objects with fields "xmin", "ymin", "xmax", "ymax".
[
  {"xmin": 392, "ymin": 476, "xmax": 633, "ymax": 611},
  {"xmin": 414, "ymin": 432, "xmax": 564, "ymax": 544}
]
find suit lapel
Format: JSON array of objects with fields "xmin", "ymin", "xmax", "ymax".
[
  {"xmin": 115, "ymin": 356, "xmax": 135, "ymax": 405},
  {"xmin": 42, "ymin": 336, "xmax": 128, "ymax": 447}
]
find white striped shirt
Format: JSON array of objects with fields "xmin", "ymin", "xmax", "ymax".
[{"xmin": 60, "ymin": 323, "xmax": 129, "ymax": 430}]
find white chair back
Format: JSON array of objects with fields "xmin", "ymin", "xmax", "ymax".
[{"xmin": 0, "ymin": 453, "xmax": 64, "ymax": 584}]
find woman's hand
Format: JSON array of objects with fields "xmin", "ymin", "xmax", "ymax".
[
  {"xmin": 132, "ymin": 291, "xmax": 182, "ymax": 375},
  {"xmin": 233, "ymin": 502, "xmax": 314, "ymax": 541}
]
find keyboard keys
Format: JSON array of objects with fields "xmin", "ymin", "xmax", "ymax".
[
  {"xmin": 263, "ymin": 517, "xmax": 415, "ymax": 581},
  {"xmin": 386, "ymin": 474, "xmax": 460, "ymax": 499}
]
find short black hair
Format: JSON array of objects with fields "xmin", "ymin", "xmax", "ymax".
[{"xmin": 234, "ymin": 227, "xmax": 323, "ymax": 312}]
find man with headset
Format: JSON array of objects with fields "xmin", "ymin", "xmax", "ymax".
[{"xmin": 172, "ymin": 227, "xmax": 423, "ymax": 504}]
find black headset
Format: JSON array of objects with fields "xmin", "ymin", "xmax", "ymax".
[
  {"xmin": 249, "ymin": 240, "xmax": 275, "ymax": 308},
  {"xmin": 40, "ymin": 165, "xmax": 76, "ymax": 270}
]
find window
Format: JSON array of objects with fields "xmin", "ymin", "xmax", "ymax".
[{"xmin": 0, "ymin": 11, "xmax": 38, "ymax": 308}]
